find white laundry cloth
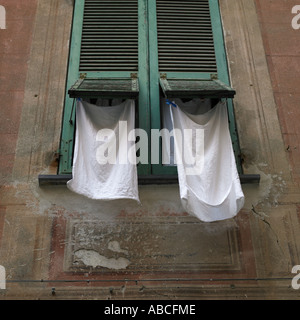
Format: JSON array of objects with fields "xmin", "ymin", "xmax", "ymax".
[
  {"xmin": 67, "ymin": 99, "xmax": 139, "ymax": 202},
  {"xmin": 169, "ymin": 100, "xmax": 245, "ymax": 222},
  {"xmin": 161, "ymin": 98, "xmax": 212, "ymax": 165}
]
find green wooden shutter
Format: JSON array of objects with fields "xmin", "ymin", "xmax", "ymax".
[
  {"xmin": 79, "ymin": 0, "xmax": 139, "ymax": 73},
  {"xmin": 156, "ymin": 0, "xmax": 217, "ymax": 73},
  {"xmin": 59, "ymin": 0, "xmax": 242, "ymax": 177},
  {"xmin": 68, "ymin": 0, "xmax": 140, "ymax": 99},
  {"xmin": 59, "ymin": 0, "xmax": 144, "ymax": 174},
  {"xmin": 149, "ymin": 0, "xmax": 242, "ymax": 175},
  {"xmin": 49, "ymin": 0, "xmax": 258, "ymax": 184}
]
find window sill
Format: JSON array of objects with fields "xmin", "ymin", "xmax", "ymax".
[{"xmin": 38, "ymin": 174, "xmax": 260, "ymax": 186}]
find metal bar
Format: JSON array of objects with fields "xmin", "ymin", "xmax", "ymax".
[{"xmin": 38, "ymin": 174, "xmax": 260, "ymax": 186}]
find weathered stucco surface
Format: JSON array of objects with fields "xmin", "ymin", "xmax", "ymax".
[{"xmin": 0, "ymin": 0, "xmax": 300, "ymax": 299}]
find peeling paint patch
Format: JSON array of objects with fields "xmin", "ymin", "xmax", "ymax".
[
  {"xmin": 108, "ymin": 241, "xmax": 128, "ymax": 255},
  {"xmin": 74, "ymin": 249, "xmax": 131, "ymax": 270},
  {"xmin": 242, "ymin": 164, "xmax": 286, "ymax": 210}
]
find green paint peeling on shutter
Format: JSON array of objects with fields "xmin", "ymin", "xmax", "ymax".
[{"xmin": 159, "ymin": 78, "xmax": 236, "ymax": 99}]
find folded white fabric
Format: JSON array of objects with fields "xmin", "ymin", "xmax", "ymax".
[
  {"xmin": 67, "ymin": 99, "xmax": 139, "ymax": 202},
  {"xmin": 169, "ymin": 99, "xmax": 245, "ymax": 222}
]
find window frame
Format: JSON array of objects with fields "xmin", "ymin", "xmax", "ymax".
[{"xmin": 58, "ymin": 0, "xmax": 243, "ymax": 177}]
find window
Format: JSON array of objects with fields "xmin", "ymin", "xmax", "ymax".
[{"xmin": 58, "ymin": 0, "xmax": 243, "ymax": 180}]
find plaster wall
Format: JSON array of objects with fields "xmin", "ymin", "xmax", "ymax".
[{"xmin": 0, "ymin": 0, "xmax": 299, "ymax": 299}]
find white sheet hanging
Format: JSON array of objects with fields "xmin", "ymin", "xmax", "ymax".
[
  {"xmin": 161, "ymin": 98, "xmax": 212, "ymax": 165},
  {"xmin": 169, "ymin": 100, "xmax": 245, "ymax": 222},
  {"xmin": 67, "ymin": 99, "xmax": 139, "ymax": 202}
]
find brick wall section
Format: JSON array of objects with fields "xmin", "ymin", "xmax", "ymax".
[
  {"xmin": 0, "ymin": 0, "xmax": 37, "ymax": 181},
  {"xmin": 255, "ymin": 0, "xmax": 300, "ymax": 184}
]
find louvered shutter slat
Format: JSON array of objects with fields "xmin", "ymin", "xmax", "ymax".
[
  {"xmin": 156, "ymin": 0, "xmax": 217, "ymax": 73},
  {"xmin": 79, "ymin": 0, "xmax": 139, "ymax": 72}
]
